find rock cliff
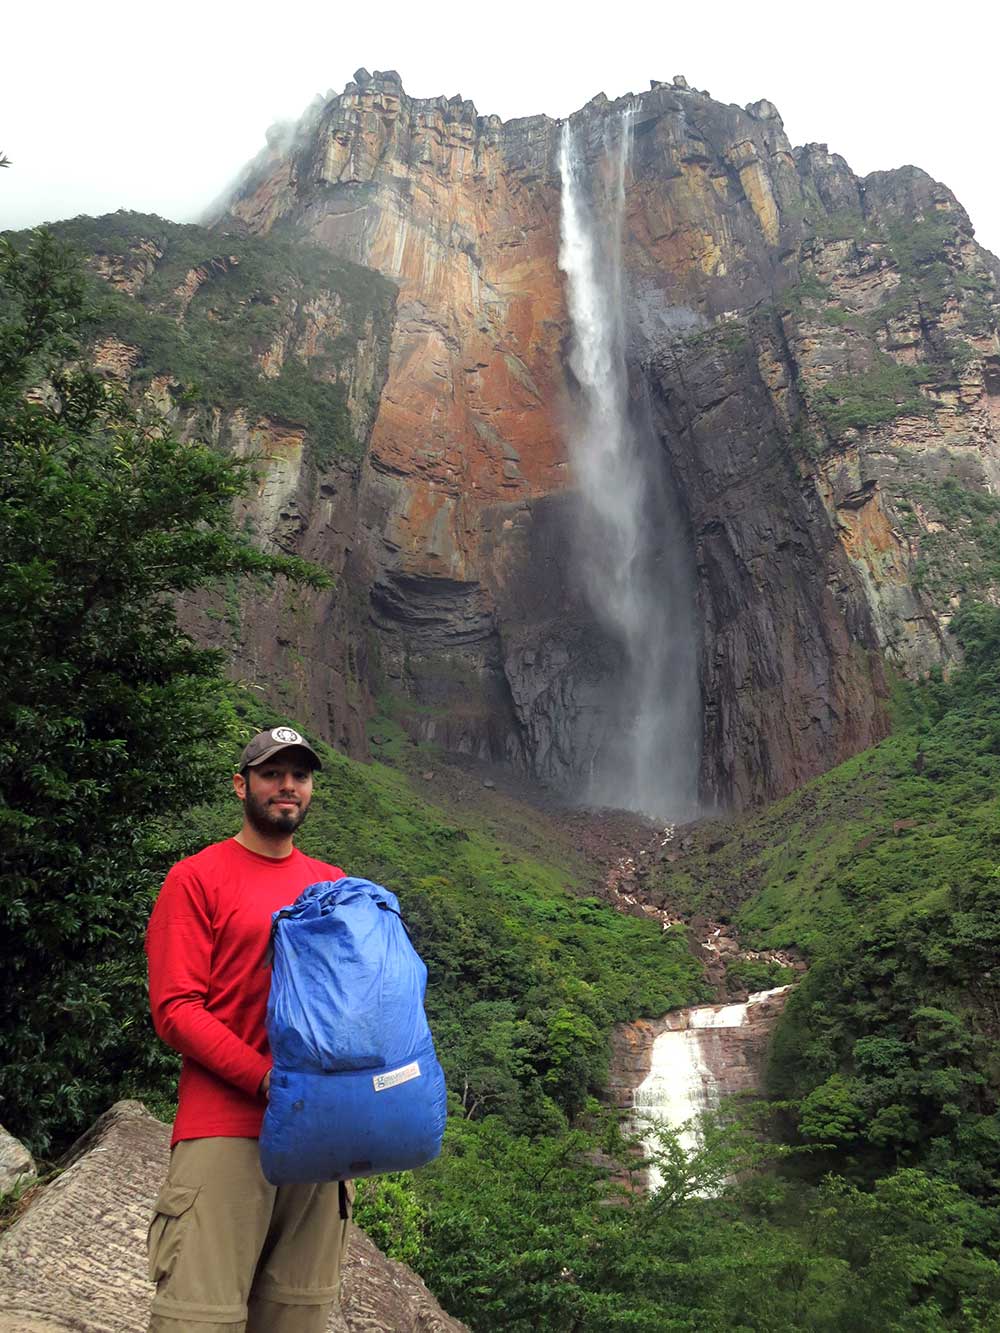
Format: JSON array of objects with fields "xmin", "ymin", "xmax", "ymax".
[
  {"xmin": 57, "ymin": 69, "xmax": 1000, "ymax": 810},
  {"xmin": 216, "ymin": 70, "xmax": 1000, "ymax": 809},
  {"xmin": 51, "ymin": 212, "xmax": 397, "ymax": 757},
  {"xmin": 608, "ymin": 986, "xmax": 792, "ymax": 1116}
]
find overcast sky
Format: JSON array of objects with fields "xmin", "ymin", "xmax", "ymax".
[{"xmin": 4, "ymin": 1, "xmax": 998, "ymax": 257}]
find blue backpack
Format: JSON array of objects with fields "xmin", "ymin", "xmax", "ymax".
[{"xmin": 259, "ymin": 877, "xmax": 447, "ymax": 1185}]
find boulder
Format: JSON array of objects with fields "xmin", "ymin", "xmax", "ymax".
[
  {"xmin": 0, "ymin": 1130, "xmax": 34, "ymax": 1196},
  {"xmin": 0, "ymin": 1102, "xmax": 465, "ymax": 1333}
]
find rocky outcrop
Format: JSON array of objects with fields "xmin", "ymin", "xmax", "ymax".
[
  {"xmin": 215, "ymin": 71, "xmax": 999, "ymax": 809},
  {"xmin": 0, "ymin": 1130, "xmax": 34, "ymax": 1196},
  {"xmin": 0, "ymin": 1101, "xmax": 465, "ymax": 1333}
]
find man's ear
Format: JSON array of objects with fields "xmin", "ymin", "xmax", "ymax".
[{"xmin": 233, "ymin": 770, "xmax": 248, "ymax": 803}]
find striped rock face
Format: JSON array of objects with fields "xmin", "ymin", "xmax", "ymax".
[{"xmin": 214, "ymin": 72, "xmax": 1000, "ymax": 806}]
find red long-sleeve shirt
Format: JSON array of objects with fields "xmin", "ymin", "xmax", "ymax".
[{"xmin": 146, "ymin": 837, "xmax": 343, "ymax": 1146}]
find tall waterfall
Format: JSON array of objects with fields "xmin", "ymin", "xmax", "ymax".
[{"xmin": 558, "ymin": 111, "xmax": 700, "ymax": 819}]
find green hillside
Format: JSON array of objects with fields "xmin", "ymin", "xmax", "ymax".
[{"xmin": 646, "ymin": 604, "xmax": 1000, "ymax": 1199}]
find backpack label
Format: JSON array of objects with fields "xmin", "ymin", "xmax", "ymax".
[{"xmin": 373, "ymin": 1060, "xmax": 421, "ymax": 1093}]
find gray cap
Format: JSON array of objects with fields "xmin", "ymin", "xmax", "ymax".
[{"xmin": 238, "ymin": 726, "xmax": 323, "ymax": 771}]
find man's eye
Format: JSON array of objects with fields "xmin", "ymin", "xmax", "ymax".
[{"xmin": 293, "ymin": 771, "xmax": 311, "ymax": 782}]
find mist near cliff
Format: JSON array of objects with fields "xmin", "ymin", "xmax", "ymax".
[{"xmin": 3, "ymin": 1, "xmax": 998, "ymax": 257}]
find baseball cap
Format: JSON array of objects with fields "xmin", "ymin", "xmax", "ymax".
[{"xmin": 238, "ymin": 726, "xmax": 323, "ymax": 772}]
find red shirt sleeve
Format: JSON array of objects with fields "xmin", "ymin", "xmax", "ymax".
[{"xmin": 146, "ymin": 862, "xmax": 271, "ymax": 1098}]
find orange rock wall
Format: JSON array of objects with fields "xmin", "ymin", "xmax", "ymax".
[{"xmin": 218, "ymin": 71, "xmax": 1000, "ymax": 808}]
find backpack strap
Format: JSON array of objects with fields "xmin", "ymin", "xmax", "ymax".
[
  {"xmin": 376, "ymin": 899, "xmax": 413, "ymax": 941},
  {"xmin": 265, "ymin": 907, "xmax": 297, "ymax": 967}
]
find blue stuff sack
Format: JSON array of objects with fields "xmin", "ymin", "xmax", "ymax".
[{"xmin": 259, "ymin": 877, "xmax": 447, "ymax": 1185}]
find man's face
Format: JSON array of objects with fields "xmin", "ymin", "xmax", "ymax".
[{"xmin": 235, "ymin": 749, "xmax": 315, "ymax": 837}]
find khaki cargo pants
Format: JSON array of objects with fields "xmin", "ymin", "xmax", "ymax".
[{"xmin": 147, "ymin": 1137, "xmax": 353, "ymax": 1332}]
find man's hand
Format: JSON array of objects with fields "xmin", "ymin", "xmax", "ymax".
[{"xmin": 260, "ymin": 1070, "xmax": 271, "ymax": 1100}]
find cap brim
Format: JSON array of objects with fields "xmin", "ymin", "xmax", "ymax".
[{"xmin": 245, "ymin": 742, "xmax": 323, "ymax": 771}]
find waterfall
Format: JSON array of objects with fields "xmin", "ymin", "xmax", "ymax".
[
  {"xmin": 631, "ymin": 987, "xmax": 792, "ymax": 1192},
  {"xmin": 557, "ymin": 110, "xmax": 701, "ymax": 820}
]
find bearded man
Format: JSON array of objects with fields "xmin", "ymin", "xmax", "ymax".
[{"xmin": 145, "ymin": 725, "xmax": 351, "ymax": 1332}]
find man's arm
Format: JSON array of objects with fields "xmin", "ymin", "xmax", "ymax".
[{"xmin": 146, "ymin": 864, "xmax": 271, "ymax": 1097}]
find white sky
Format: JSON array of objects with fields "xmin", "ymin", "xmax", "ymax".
[{"xmin": 3, "ymin": 0, "xmax": 998, "ymax": 257}]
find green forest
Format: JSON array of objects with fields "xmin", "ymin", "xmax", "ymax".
[{"xmin": 3, "ymin": 229, "xmax": 1000, "ymax": 1330}]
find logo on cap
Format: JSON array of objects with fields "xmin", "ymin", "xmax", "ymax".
[{"xmin": 271, "ymin": 727, "xmax": 302, "ymax": 745}]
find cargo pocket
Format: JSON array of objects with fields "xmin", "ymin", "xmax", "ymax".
[{"xmin": 147, "ymin": 1183, "xmax": 200, "ymax": 1284}]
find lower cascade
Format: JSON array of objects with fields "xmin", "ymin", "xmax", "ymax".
[{"xmin": 632, "ymin": 986, "xmax": 792, "ymax": 1191}]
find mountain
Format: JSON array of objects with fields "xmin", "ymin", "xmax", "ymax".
[{"xmin": 44, "ymin": 68, "xmax": 1000, "ymax": 812}]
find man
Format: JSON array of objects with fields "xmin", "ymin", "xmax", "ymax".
[{"xmin": 145, "ymin": 725, "xmax": 351, "ymax": 1333}]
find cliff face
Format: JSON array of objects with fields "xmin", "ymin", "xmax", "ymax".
[
  {"xmin": 216, "ymin": 69, "xmax": 1000, "ymax": 809},
  {"xmin": 64, "ymin": 70, "xmax": 1000, "ymax": 811},
  {"xmin": 226, "ymin": 73, "xmax": 594, "ymax": 783},
  {"xmin": 610, "ymin": 987, "xmax": 793, "ymax": 1192},
  {"xmin": 53, "ymin": 212, "xmax": 397, "ymax": 756}
]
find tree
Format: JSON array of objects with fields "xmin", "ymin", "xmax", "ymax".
[
  {"xmin": 353, "ymin": 1171, "xmax": 427, "ymax": 1266},
  {"xmin": 0, "ymin": 230, "xmax": 328, "ymax": 1152}
]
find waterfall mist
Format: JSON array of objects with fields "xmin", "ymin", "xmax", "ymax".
[{"xmin": 558, "ymin": 111, "xmax": 701, "ymax": 820}]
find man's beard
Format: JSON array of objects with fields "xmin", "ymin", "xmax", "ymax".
[{"xmin": 243, "ymin": 786, "xmax": 310, "ymax": 838}]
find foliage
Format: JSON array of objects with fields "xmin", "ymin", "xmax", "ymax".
[
  {"xmin": 723, "ymin": 956, "xmax": 795, "ymax": 997},
  {"xmin": 811, "ymin": 209, "xmax": 870, "ymax": 242},
  {"xmin": 884, "ymin": 216, "xmax": 962, "ymax": 302},
  {"xmin": 908, "ymin": 478, "xmax": 1000, "ymax": 599},
  {"xmin": 0, "ymin": 230, "xmax": 327, "ymax": 1152},
  {"xmin": 406, "ymin": 1112, "xmax": 1000, "ymax": 1331},
  {"xmin": 651, "ymin": 603, "xmax": 1000, "ymax": 1210},
  {"xmin": 808, "ymin": 356, "xmax": 934, "ymax": 435},
  {"xmin": 353, "ymin": 1172, "xmax": 427, "ymax": 1266}
]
